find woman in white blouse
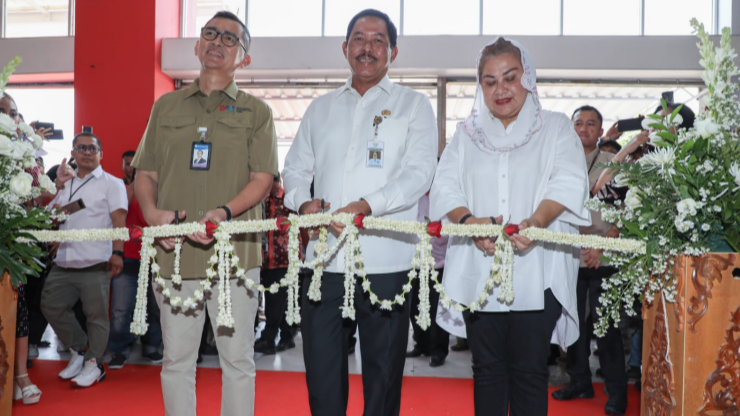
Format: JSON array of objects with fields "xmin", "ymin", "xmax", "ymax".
[{"xmin": 430, "ymin": 38, "xmax": 590, "ymax": 415}]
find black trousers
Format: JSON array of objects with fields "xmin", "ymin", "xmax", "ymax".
[
  {"xmin": 302, "ymin": 270, "xmax": 411, "ymax": 416},
  {"xmin": 464, "ymin": 289, "xmax": 561, "ymax": 416},
  {"xmin": 260, "ymin": 267, "xmax": 293, "ymax": 343},
  {"xmin": 567, "ymin": 267, "xmax": 628, "ymax": 397},
  {"xmin": 409, "ymin": 267, "xmax": 449, "ymax": 360}
]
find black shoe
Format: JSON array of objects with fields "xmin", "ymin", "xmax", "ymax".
[
  {"xmin": 551, "ymin": 382, "xmax": 595, "ymax": 401},
  {"xmin": 429, "ymin": 356, "xmax": 445, "ymax": 367},
  {"xmin": 254, "ymin": 338, "xmax": 276, "ymax": 355},
  {"xmin": 604, "ymin": 394, "xmax": 628, "ymax": 415},
  {"xmin": 108, "ymin": 353, "xmax": 126, "ymax": 370},
  {"xmin": 450, "ymin": 339, "xmax": 469, "ymax": 352},
  {"xmin": 406, "ymin": 346, "xmax": 429, "ymax": 358},
  {"xmin": 197, "ymin": 353, "xmax": 203, "ymax": 364},
  {"xmin": 276, "ymin": 338, "xmax": 296, "ymax": 352},
  {"xmin": 627, "ymin": 365, "xmax": 641, "ymax": 380},
  {"xmin": 634, "ymin": 379, "xmax": 641, "ymax": 391},
  {"xmin": 144, "ymin": 351, "xmax": 163, "ymax": 364},
  {"xmin": 27, "ymin": 359, "xmax": 33, "ymax": 368}
]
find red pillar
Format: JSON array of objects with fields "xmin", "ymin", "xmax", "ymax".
[{"xmin": 74, "ymin": 0, "xmax": 180, "ymax": 177}]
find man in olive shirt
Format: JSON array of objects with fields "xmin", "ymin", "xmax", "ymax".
[{"xmin": 132, "ymin": 11, "xmax": 277, "ymax": 416}]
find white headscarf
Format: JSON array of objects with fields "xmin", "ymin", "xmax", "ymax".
[{"xmin": 462, "ymin": 37, "xmax": 543, "ymax": 153}]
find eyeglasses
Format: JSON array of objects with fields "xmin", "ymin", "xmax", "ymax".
[
  {"xmin": 201, "ymin": 27, "xmax": 247, "ymax": 53},
  {"xmin": 73, "ymin": 144, "xmax": 100, "ymax": 155}
]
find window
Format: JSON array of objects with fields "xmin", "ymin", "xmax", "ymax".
[
  {"xmin": 5, "ymin": 0, "xmax": 70, "ymax": 38},
  {"xmin": 718, "ymin": 0, "xmax": 732, "ymax": 33},
  {"xmin": 483, "ymin": 0, "xmax": 561, "ymax": 35},
  {"xmin": 183, "ymin": 0, "xmax": 247, "ymax": 38},
  {"xmin": 404, "ymin": 0, "xmax": 480, "ymax": 35},
  {"xmin": 248, "ymin": 0, "xmax": 322, "ymax": 37},
  {"xmin": 5, "ymin": 87, "xmax": 75, "ymax": 170},
  {"xmin": 644, "ymin": 0, "xmax": 713, "ymax": 35},
  {"xmin": 324, "ymin": 0, "xmax": 401, "ymax": 37},
  {"xmin": 563, "ymin": 0, "xmax": 640, "ymax": 35}
]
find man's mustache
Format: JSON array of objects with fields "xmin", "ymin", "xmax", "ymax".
[{"xmin": 355, "ymin": 53, "xmax": 377, "ymax": 62}]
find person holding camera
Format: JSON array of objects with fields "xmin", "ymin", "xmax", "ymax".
[{"xmin": 42, "ymin": 128, "xmax": 128, "ymax": 388}]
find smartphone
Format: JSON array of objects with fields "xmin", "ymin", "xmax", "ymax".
[
  {"xmin": 48, "ymin": 129, "xmax": 64, "ymax": 140},
  {"xmin": 35, "ymin": 122, "xmax": 54, "ymax": 131},
  {"xmin": 617, "ymin": 117, "xmax": 645, "ymax": 132},
  {"xmin": 60, "ymin": 199, "xmax": 86, "ymax": 215}
]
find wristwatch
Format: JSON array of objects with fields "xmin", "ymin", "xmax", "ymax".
[{"xmin": 112, "ymin": 250, "xmax": 125, "ymax": 259}]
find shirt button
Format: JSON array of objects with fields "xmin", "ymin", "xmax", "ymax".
[
  {"xmin": 199, "ymin": 211, "xmax": 204, "ymax": 215},
  {"xmin": 502, "ymin": 199, "xmax": 506, "ymax": 203},
  {"xmin": 343, "ymin": 197, "xmax": 348, "ymax": 201},
  {"xmin": 199, "ymin": 183, "xmax": 204, "ymax": 188},
  {"xmin": 206, "ymin": 109, "xmax": 211, "ymax": 114},
  {"xmin": 502, "ymin": 174, "xmax": 506, "ymax": 178}
]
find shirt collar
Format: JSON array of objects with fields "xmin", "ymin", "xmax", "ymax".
[
  {"xmin": 74, "ymin": 165, "xmax": 104, "ymax": 180},
  {"xmin": 336, "ymin": 75, "xmax": 393, "ymax": 98},
  {"xmin": 185, "ymin": 79, "xmax": 239, "ymax": 101}
]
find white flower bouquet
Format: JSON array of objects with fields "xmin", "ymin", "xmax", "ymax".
[
  {"xmin": 0, "ymin": 56, "xmax": 61, "ymax": 286},
  {"xmin": 589, "ymin": 20, "xmax": 740, "ymax": 335}
]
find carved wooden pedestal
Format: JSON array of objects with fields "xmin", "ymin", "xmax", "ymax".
[
  {"xmin": 0, "ymin": 271, "xmax": 18, "ymax": 415},
  {"xmin": 642, "ymin": 253, "xmax": 740, "ymax": 416}
]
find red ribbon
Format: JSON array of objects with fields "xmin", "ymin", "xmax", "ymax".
[
  {"xmin": 504, "ymin": 224, "xmax": 520, "ymax": 236},
  {"xmin": 427, "ymin": 221, "xmax": 443, "ymax": 238},
  {"xmin": 276, "ymin": 217, "xmax": 291, "ymax": 233},
  {"xmin": 205, "ymin": 220, "xmax": 219, "ymax": 237},
  {"xmin": 353, "ymin": 214, "xmax": 366, "ymax": 229},
  {"xmin": 129, "ymin": 227, "xmax": 143, "ymax": 241}
]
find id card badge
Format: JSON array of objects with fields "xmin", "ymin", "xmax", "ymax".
[
  {"xmin": 366, "ymin": 141, "xmax": 384, "ymax": 168},
  {"xmin": 190, "ymin": 141, "xmax": 212, "ymax": 170}
]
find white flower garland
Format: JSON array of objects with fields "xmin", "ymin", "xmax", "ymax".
[{"xmin": 22, "ymin": 214, "xmax": 649, "ymax": 335}]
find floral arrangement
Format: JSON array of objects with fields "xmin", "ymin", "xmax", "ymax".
[
  {"xmin": 588, "ymin": 19, "xmax": 740, "ymax": 336},
  {"xmin": 0, "ymin": 56, "xmax": 63, "ymax": 286}
]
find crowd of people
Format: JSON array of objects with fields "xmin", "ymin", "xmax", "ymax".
[{"xmin": 3, "ymin": 7, "xmax": 699, "ymax": 416}]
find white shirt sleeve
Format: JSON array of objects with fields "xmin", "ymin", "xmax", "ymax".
[
  {"xmin": 282, "ymin": 104, "xmax": 315, "ymax": 213},
  {"xmin": 361, "ymin": 94, "xmax": 438, "ymax": 217},
  {"xmin": 107, "ymin": 176, "xmax": 129, "ymax": 213},
  {"xmin": 430, "ymin": 131, "xmax": 468, "ymax": 221},
  {"xmin": 542, "ymin": 114, "xmax": 591, "ymax": 227}
]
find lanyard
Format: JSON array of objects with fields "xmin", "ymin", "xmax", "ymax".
[
  {"xmin": 587, "ymin": 150, "xmax": 601, "ymax": 175},
  {"xmin": 68, "ymin": 176, "xmax": 94, "ymax": 202}
]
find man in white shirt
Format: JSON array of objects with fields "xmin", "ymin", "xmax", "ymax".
[
  {"xmin": 42, "ymin": 128, "xmax": 128, "ymax": 388},
  {"xmin": 282, "ymin": 9, "xmax": 437, "ymax": 416}
]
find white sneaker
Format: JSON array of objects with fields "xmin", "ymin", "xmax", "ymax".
[
  {"xmin": 28, "ymin": 344, "xmax": 39, "ymax": 359},
  {"xmin": 70, "ymin": 359, "xmax": 105, "ymax": 388},
  {"xmin": 58, "ymin": 349, "xmax": 84, "ymax": 380}
]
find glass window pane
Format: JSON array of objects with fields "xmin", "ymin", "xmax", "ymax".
[
  {"xmin": 248, "ymin": 0, "xmax": 322, "ymax": 37},
  {"xmin": 483, "ymin": 0, "xmax": 560, "ymax": 35},
  {"xmin": 404, "ymin": 0, "xmax": 480, "ymax": 35},
  {"xmin": 563, "ymin": 0, "xmax": 640, "ymax": 35},
  {"xmin": 719, "ymin": 0, "xmax": 732, "ymax": 34},
  {"xmin": 184, "ymin": 0, "xmax": 247, "ymax": 37},
  {"xmin": 5, "ymin": 0, "xmax": 69, "ymax": 38},
  {"xmin": 324, "ymin": 0, "xmax": 401, "ymax": 37},
  {"xmin": 5, "ymin": 87, "xmax": 75, "ymax": 170},
  {"xmin": 644, "ymin": 0, "xmax": 713, "ymax": 35}
]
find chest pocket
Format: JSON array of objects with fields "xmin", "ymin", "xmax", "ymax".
[
  {"xmin": 377, "ymin": 118, "xmax": 409, "ymax": 171},
  {"xmin": 212, "ymin": 117, "xmax": 251, "ymax": 170},
  {"xmin": 157, "ymin": 116, "xmax": 197, "ymax": 169}
]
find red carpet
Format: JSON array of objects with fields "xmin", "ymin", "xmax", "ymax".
[{"xmin": 12, "ymin": 360, "xmax": 640, "ymax": 415}]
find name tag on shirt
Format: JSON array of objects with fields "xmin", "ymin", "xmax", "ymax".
[
  {"xmin": 191, "ymin": 142, "xmax": 212, "ymax": 170},
  {"xmin": 366, "ymin": 141, "xmax": 384, "ymax": 168}
]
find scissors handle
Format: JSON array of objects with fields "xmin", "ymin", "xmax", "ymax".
[
  {"xmin": 174, "ymin": 210, "xmax": 180, "ymax": 225},
  {"xmin": 320, "ymin": 199, "xmax": 325, "ymax": 213}
]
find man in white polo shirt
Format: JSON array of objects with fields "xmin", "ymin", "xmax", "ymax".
[
  {"xmin": 282, "ymin": 9, "xmax": 437, "ymax": 416},
  {"xmin": 42, "ymin": 127, "xmax": 127, "ymax": 388}
]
